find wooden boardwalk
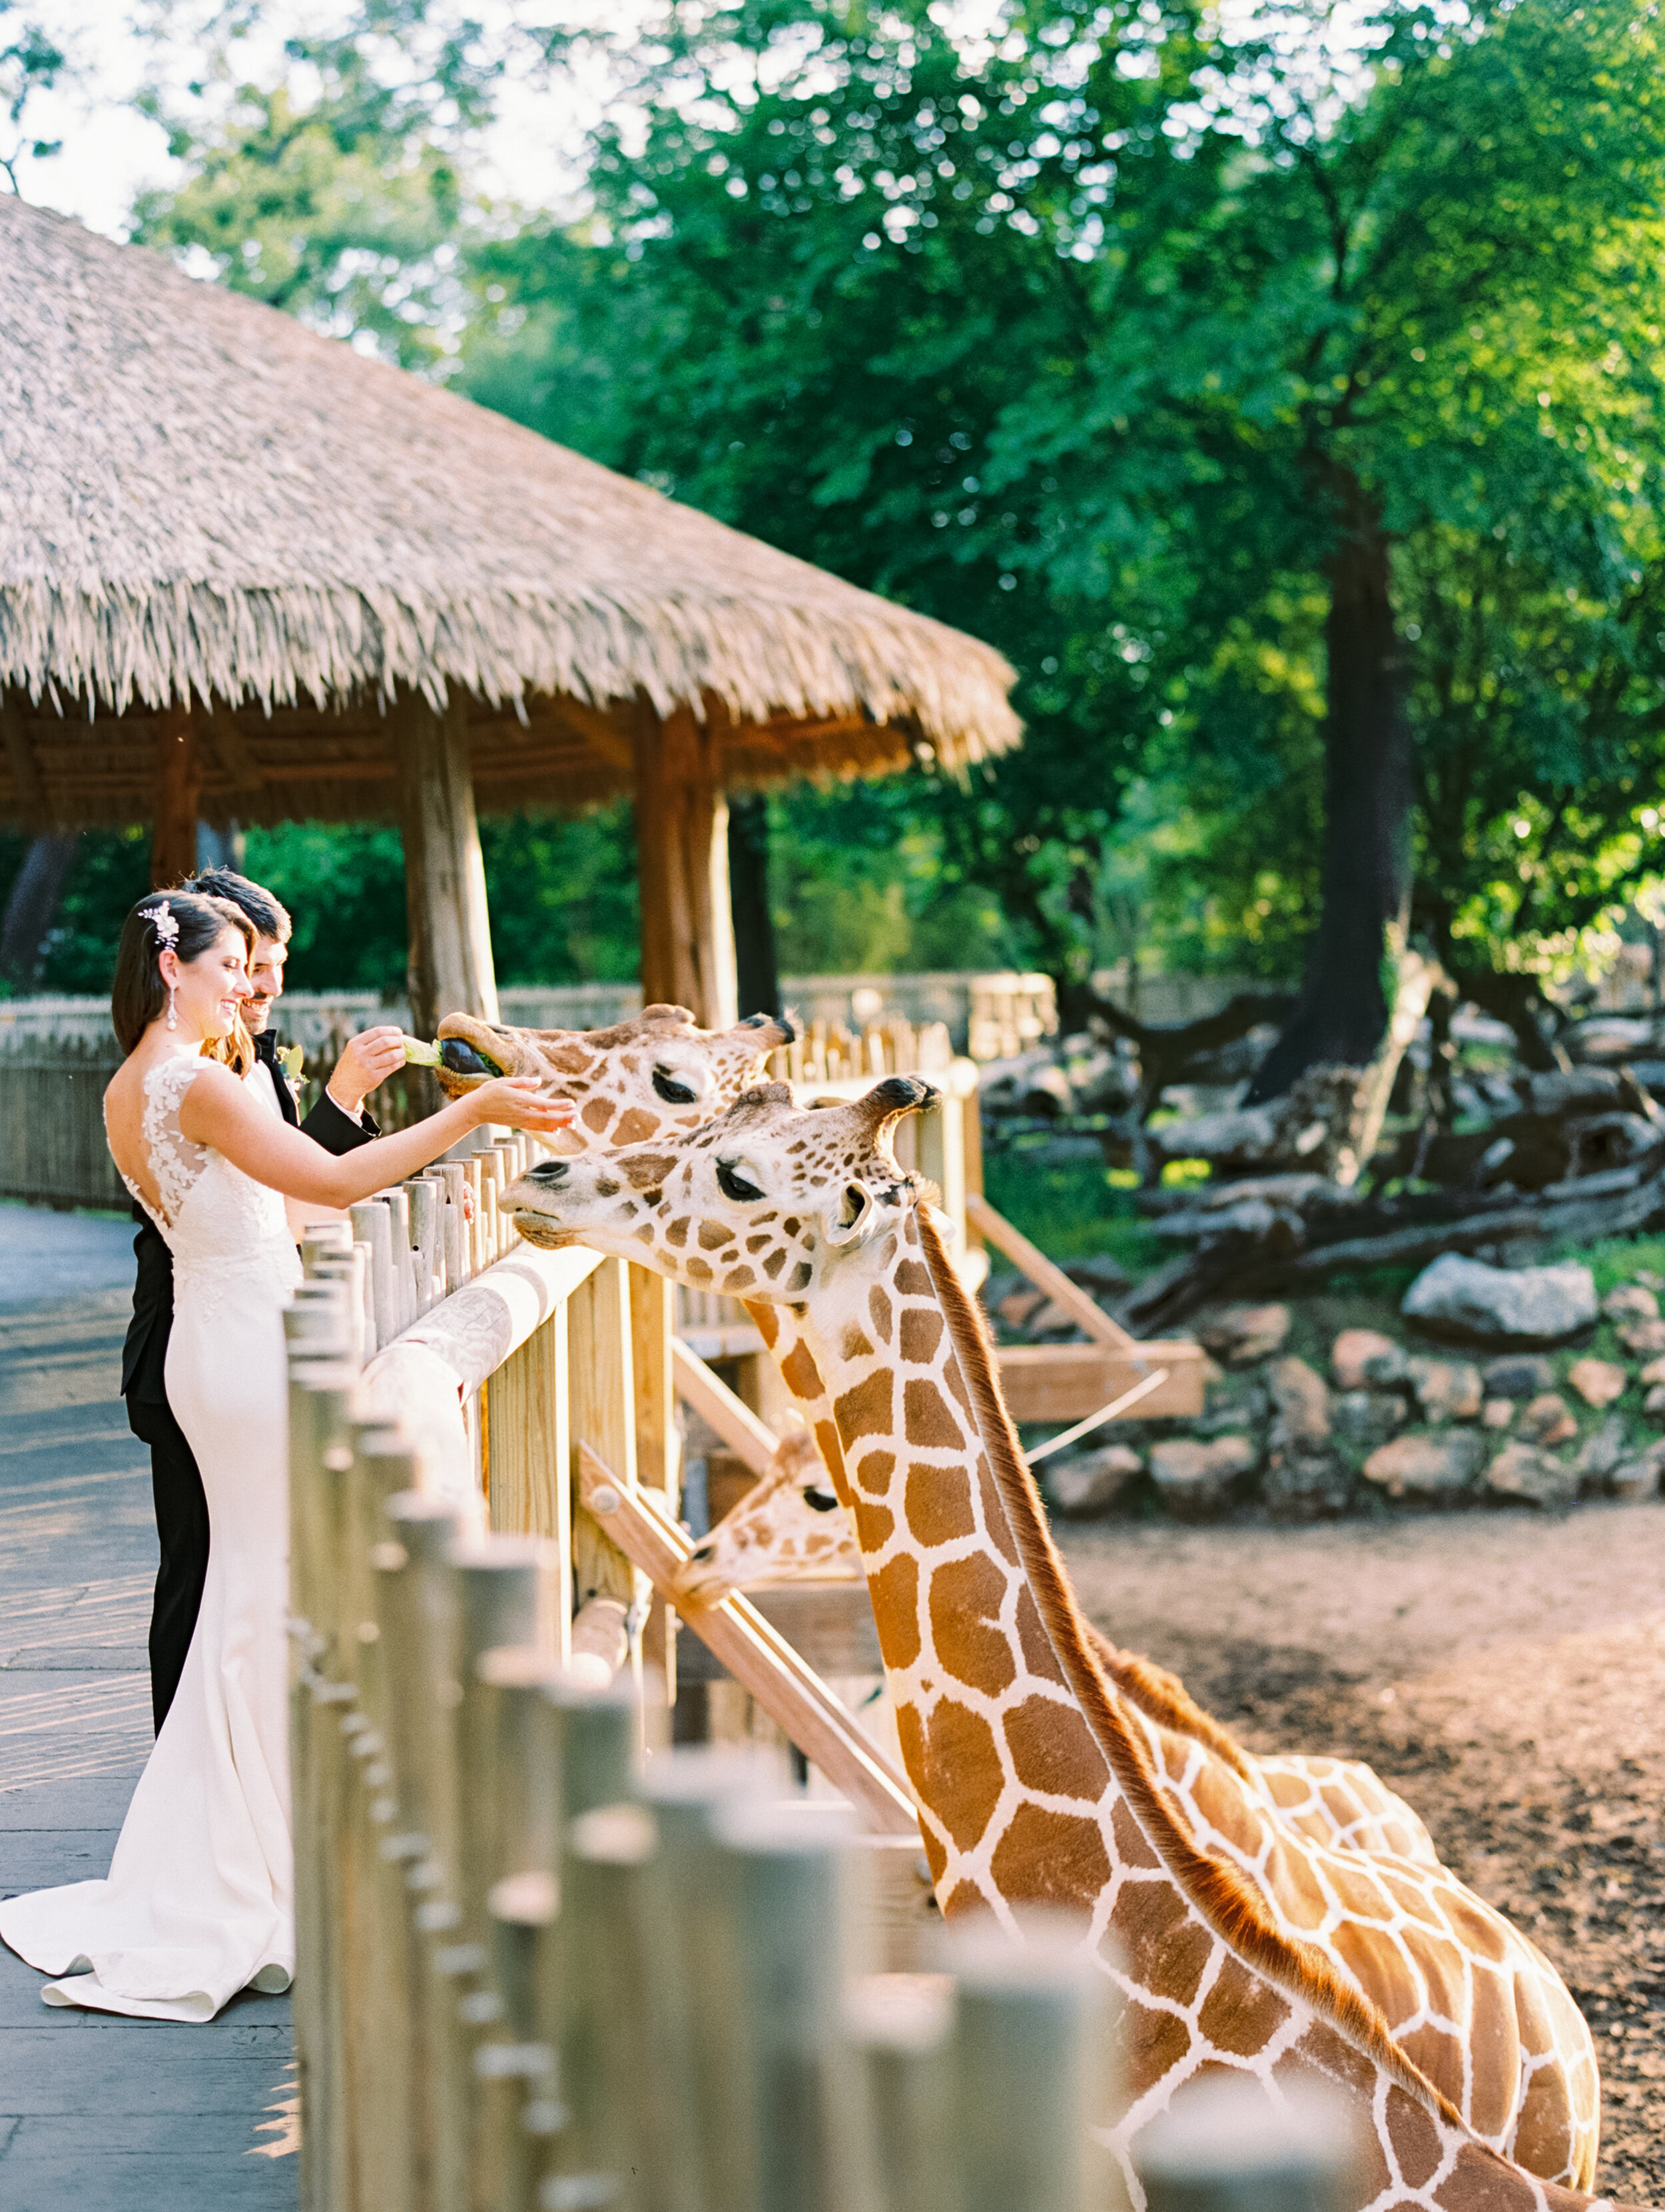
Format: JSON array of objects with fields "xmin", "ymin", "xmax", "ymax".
[{"xmin": 0, "ymin": 1205, "xmax": 297, "ymax": 2209}]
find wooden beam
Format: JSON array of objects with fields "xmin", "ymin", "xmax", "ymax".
[
  {"xmin": 577, "ymin": 1443, "xmax": 918, "ymax": 1836},
  {"xmin": 632, "ymin": 703, "xmax": 739, "ymax": 1028},
  {"xmin": 393, "ymin": 689, "xmax": 500, "ymax": 1039},
  {"xmin": 997, "ymin": 1341, "xmax": 1206, "ymax": 1423},
  {"xmin": 151, "ymin": 702, "xmax": 199, "ymax": 887},
  {"xmin": 966, "ymin": 1192, "xmax": 1139, "ymax": 1349},
  {"xmin": 671, "ymin": 1337, "xmax": 779, "ymax": 1477}
]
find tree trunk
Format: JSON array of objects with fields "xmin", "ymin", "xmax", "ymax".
[
  {"xmin": 1245, "ymin": 480, "xmax": 1413, "ymax": 1102},
  {"xmin": 394, "ymin": 690, "xmax": 500, "ymax": 1040},
  {"xmin": 0, "ymin": 831, "xmax": 80, "ymax": 986},
  {"xmin": 727, "ymin": 792, "xmax": 781, "ymax": 1018}
]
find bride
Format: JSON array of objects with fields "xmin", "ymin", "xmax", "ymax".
[{"xmin": 0, "ymin": 888, "xmax": 572, "ymax": 2022}]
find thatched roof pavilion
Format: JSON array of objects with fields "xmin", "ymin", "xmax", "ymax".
[{"xmin": 0, "ymin": 197, "xmax": 1019, "ymax": 1029}]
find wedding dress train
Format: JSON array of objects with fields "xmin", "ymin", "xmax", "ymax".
[{"xmin": 0, "ymin": 1054, "xmax": 300, "ymax": 2020}]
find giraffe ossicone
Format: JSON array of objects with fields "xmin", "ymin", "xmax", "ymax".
[{"xmin": 501, "ymin": 1078, "xmax": 1629, "ymax": 2212}]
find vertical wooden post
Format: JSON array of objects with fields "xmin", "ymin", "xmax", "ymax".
[
  {"xmin": 633, "ymin": 703, "xmax": 739, "ymax": 1029},
  {"xmin": 395, "ymin": 689, "xmax": 500, "ymax": 1040},
  {"xmin": 151, "ymin": 701, "xmax": 199, "ymax": 887},
  {"xmin": 569, "ymin": 1260, "xmax": 641, "ymax": 1620},
  {"xmin": 629, "ymin": 1264, "xmax": 679, "ymax": 1702}
]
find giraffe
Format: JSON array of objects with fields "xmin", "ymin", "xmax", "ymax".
[
  {"xmin": 440, "ymin": 1008, "xmax": 1437, "ymax": 1868},
  {"xmin": 499, "ymin": 1078, "xmax": 1627, "ymax": 2212},
  {"xmin": 675, "ymin": 1423, "xmax": 860, "ymax": 1598}
]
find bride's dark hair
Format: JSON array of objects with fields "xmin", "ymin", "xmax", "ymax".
[{"xmin": 111, "ymin": 891, "xmax": 256, "ymax": 1063}]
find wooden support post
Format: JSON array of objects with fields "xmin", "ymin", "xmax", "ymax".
[
  {"xmin": 1, "ymin": 695, "xmax": 48, "ymax": 827},
  {"xmin": 632, "ymin": 702, "xmax": 739, "ymax": 1028},
  {"xmin": 151, "ymin": 701, "xmax": 199, "ymax": 887},
  {"xmin": 394, "ymin": 689, "xmax": 500, "ymax": 1040},
  {"xmin": 946, "ymin": 1926, "xmax": 1118, "ymax": 2212},
  {"xmin": 569, "ymin": 1261, "xmax": 641, "ymax": 1617},
  {"xmin": 848, "ymin": 1977, "xmax": 955, "ymax": 2212},
  {"xmin": 629, "ymin": 1264, "xmax": 679, "ymax": 1702},
  {"xmin": 709, "ymin": 1800, "xmax": 879, "ymax": 2212}
]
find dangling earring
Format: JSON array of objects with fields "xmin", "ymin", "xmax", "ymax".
[{"xmin": 166, "ymin": 984, "xmax": 178, "ymax": 1032}]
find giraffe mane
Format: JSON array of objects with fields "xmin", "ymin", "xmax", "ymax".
[
  {"xmin": 912, "ymin": 1204, "xmax": 1471, "ymax": 2138},
  {"xmin": 1080, "ymin": 1625, "xmax": 1261, "ymax": 1782}
]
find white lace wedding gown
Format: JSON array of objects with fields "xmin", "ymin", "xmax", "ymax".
[{"xmin": 0, "ymin": 1054, "xmax": 300, "ymax": 2020}]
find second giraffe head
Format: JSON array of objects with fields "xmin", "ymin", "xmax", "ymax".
[{"xmin": 498, "ymin": 1074, "xmax": 939, "ymax": 1298}]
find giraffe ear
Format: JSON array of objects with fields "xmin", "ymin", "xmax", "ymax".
[{"xmin": 821, "ymin": 1179, "xmax": 886, "ymax": 1247}]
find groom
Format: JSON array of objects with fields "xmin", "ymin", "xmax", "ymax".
[{"xmin": 121, "ymin": 867, "xmax": 408, "ymax": 1732}]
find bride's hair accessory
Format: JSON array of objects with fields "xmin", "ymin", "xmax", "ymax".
[
  {"xmin": 139, "ymin": 903, "xmax": 183, "ymax": 1026},
  {"xmin": 139, "ymin": 901, "xmax": 180, "ymax": 950}
]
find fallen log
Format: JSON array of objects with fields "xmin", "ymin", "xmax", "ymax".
[{"xmin": 1118, "ymin": 1165, "xmax": 1665, "ymax": 1335}]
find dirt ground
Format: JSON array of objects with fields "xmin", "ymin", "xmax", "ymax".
[{"xmin": 1058, "ymin": 1499, "xmax": 1665, "ymax": 2207}]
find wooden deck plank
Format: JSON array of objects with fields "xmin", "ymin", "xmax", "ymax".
[{"xmin": 0, "ymin": 1251, "xmax": 298, "ymax": 2210}]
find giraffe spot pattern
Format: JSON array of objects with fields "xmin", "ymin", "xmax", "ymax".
[
  {"xmin": 834, "ymin": 1369, "xmax": 892, "ymax": 1440},
  {"xmin": 854, "ymin": 1449, "xmax": 894, "ymax": 1497},
  {"xmin": 904, "ymin": 1379, "xmax": 964, "ymax": 1450},
  {"xmin": 898, "ymin": 1307, "xmax": 944, "ymax": 1364},
  {"xmin": 867, "ymin": 1285, "xmax": 893, "ymax": 1343},
  {"xmin": 928, "ymin": 1553, "xmax": 1016, "ymax": 1695},
  {"xmin": 902, "ymin": 1461, "xmax": 976, "ymax": 1549}
]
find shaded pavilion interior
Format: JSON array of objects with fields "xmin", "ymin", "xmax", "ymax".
[{"xmin": 0, "ymin": 198, "xmax": 1020, "ymax": 1032}]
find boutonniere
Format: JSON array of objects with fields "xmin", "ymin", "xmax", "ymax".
[{"xmin": 278, "ymin": 1043, "xmax": 305, "ymax": 1084}]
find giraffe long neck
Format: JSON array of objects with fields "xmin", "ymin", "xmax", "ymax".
[{"xmin": 780, "ymin": 1211, "xmax": 1604, "ymax": 2212}]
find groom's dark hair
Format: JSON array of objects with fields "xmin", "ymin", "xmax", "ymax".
[{"xmin": 182, "ymin": 869, "xmax": 292, "ymax": 944}]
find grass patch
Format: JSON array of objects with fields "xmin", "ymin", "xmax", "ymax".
[{"xmin": 982, "ymin": 1142, "xmax": 1166, "ymax": 1276}]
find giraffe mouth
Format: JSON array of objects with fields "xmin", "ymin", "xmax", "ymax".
[{"xmin": 438, "ymin": 1036, "xmax": 505, "ymax": 1080}]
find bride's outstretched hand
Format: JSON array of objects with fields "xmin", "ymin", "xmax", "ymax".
[{"xmin": 466, "ymin": 1076, "xmax": 575, "ymax": 1138}]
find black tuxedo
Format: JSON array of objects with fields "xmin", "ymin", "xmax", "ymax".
[{"xmin": 124, "ymin": 1033, "xmax": 380, "ymax": 1731}]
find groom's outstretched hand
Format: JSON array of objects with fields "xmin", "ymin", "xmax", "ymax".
[{"xmin": 328, "ymin": 1024, "xmax": 408, "ymax": 1117}]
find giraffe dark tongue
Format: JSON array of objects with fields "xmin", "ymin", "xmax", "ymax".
[{"xmin": 439, "ymin": 1036, "xmax": 504, "ymax": 1079}]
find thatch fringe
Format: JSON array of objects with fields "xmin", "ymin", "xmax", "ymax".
[{"xmin": 0, "ymin": 200, "xmax": 1020, "ymax": 775}]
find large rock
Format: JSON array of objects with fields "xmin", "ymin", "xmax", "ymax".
[
  {"xmin": 1331, "ymin": 1391, "xmax": 1405, "ymax": 1446},
  {"xmin": 1331, "ymin": 1329, "xmax": 1407, "ymax": 1392},
  {"xmin": 1481, "ymin": 1354, "xmax": 1556, "ymax": 1399},
  {"xmin": 1196, "ymin": 1303, "xmax": 1291, "ymax": 1367},
  {"xmin": 1266, "ymin": 1357, "xmax": 1331, "ymax": 1445},
  {"xmin": 1485, "ymin": 1443, "xmax": 1578, "ymax": 1510},
  {"xmin": 1575, "ymin": 1415, "xmax": 1629, "ymax": 1491},
  {"xmin": 1402, "ymin": 1256, "xmax": 1597, "ymax": 1346},
  {"xmin": 1567, "ymin": 1357, "xmax": 1628, "ymax": 1410},
  {"xmin": 1608, "ymin": 1441, "xmax": 1665, "ymax": 1502},
  {"xmin": 1150, "ymin": 1437, "xmax": 1257, "ymax": 1519},
  {"xmin": 1405, "ymin": 1357, "xmax": 1483, "ymax": 1424},
  {"xmin": 1263, "ymin": 1444, "xmax": 1353, "ymax": 1520},
  {"xmin": 1516, "ymin": 1393, "xmax": 1578, "ymax": 1448},
  {"xmin": 1048, "ymin": 1444, "xmax": 1144, "ymax": 1519},
  {"xmin": 1361, "ymin": 1431, "xmax": 1486, "ymax": 1503}
]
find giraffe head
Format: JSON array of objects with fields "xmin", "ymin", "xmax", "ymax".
[
  {"xmin": 674, "ymin": 1425, "xmax": 860, "ymax": 1599},
  {"xmin": 429, "ymin": 1004, "xmax": 796, "ymax": 1154},
  {"xmin": 498, "ymin": 1074, "xmax": 938, "ymax": 1298}
]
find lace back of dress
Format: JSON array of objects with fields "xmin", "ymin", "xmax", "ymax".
[{"xmin": 137, "ymin": 1058, "xmax": 213, "ymax": 1231}]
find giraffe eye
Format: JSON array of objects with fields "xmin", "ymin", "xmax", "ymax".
[
  {"xmin": 803, "ymin": 1487, "xmax": 842, "ymax": 1514},
  {"xmin": 652, "ymin": 1063, "xmax": 707, "ymax": 1105},
  {"xmin": 716, "ymin": 1159, "xmax": 765, "ymax": 1203}
]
